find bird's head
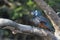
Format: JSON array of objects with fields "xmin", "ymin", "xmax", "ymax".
[{"xmin": 31, "ymin": 10, "xmax": 42, "ymax": 17}]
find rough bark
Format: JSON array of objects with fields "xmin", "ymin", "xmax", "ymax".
[{"xmin": 0, "ymin": 18, "xmax": 56, "ymax": 40}]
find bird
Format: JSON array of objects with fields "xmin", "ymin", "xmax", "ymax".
[
  {"xmin": 30, "ymin": 10, "xmax": 54, "ymax": 31},
  {"xmin": 21, "ymin": 10, "xmax": 54, "ymax": 31}
]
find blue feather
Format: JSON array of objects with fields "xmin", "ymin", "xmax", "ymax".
[
  {"xmin": 31, "ymin": 10, "xmax": 42, "ymax": 17},
  {"xmin": 31, "ymin": 10, "xmax": 54, "ymax": 31}
]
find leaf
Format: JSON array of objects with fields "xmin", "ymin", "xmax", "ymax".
[
  {"xmin": 15, "ymin": 6, "xmax": 23, "ymax": 12},
  {"xmin": 27, "ymin": 0, "xmax": 34, "ymax": 7}
]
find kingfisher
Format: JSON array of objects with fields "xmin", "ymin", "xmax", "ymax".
[{"xmin": 30, "ymin": 10, "xmax": 54, "ymax": 31}]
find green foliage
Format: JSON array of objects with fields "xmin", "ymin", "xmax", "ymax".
[
  {"xmin": 45, "ymin": 0, "xmax": 60, "ymax": 12},
  {"xmin": 48, "ymin": 0, "xmax": 55, "ymax": 6},
  {"xmin": 15, "ymin": 6, "xmax": 23, "ymax": 12},
  {"xmin": 27, "ymin": 0, "xmax": 36, "ymax": 8},
  {"xmin": 0, "ymin": 0, "xmax": 60, "ymax": 19},
  {"xmin": 8, "ymin": 0, "xmax": 37, "ymax": 20},
  {"xmin": 0, "ymin": 0, "xmax": 38, "ymax": 20}
]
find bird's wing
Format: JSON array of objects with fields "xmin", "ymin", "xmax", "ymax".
[{"xmin": 39, "ymin": 16, "xmax": 54, "ymax": 31}]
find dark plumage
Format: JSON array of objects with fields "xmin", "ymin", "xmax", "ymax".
[
  {"xmin": 21, "ymin": 10, "xmax": 54, "ymax": 31},
  {"xmin": 30, "ymin": 10, "xmax": 54, "ymax": 31}
]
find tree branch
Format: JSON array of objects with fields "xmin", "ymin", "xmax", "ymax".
[
  {"xmin": 34, "ymin": 0, "xmax": 60, "ymax": 31},
  {"xmin": 34, "ymin": 0, "xmax": 60, "ymax": 40},
  {"xmin": 0, "ymin": 18, "xmax": 56, "ymax": 40}
]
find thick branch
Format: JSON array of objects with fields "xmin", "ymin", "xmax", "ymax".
[
  {"xmin": 0, "ymin": 18, "xmax": 56, "ymax": 40},
  {"xmin": 34, "ymin": 0, "xmax": 60, "ymax": 31}
]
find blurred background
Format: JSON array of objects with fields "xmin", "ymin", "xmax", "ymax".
[{"xmin": 0, "ymin": 0, "xmax": 60, "ymax": 40}]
